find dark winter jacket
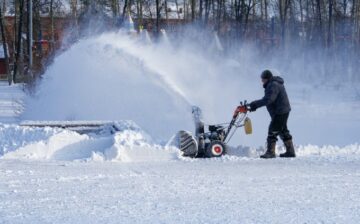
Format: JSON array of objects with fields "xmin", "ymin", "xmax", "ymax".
[{"xmin": 251, "ymin": 76, "xmax": 291, "ymax": 118}]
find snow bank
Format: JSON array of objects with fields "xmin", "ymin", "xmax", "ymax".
[
  {"xmin": 0, "ymin": 121, "xmax": 179, "ymax": 162},
  {"xmin": 1, "ymin": 121, "xmax": 359, "ymax": 162},
  {"xmin": 0, "ymin": 124, "xmax": 62, "ymax": 156},
  {"xmin": 103, "ymin": 129, "xmax": 178, "ymax": 162},
  {"xmin": 2, "ymin": 130, "xmax": 89, "ymax": 160}
]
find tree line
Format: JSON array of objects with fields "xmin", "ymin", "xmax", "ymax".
[{"xmin": 0, "ymin": 0, "xmax": 359, "ymax": 84}]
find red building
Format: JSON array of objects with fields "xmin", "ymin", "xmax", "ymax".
[{"xmin": 0, "ymin": 16, "xmax": 71, "ymax": 80}]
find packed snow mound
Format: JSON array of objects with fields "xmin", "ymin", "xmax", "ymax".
[
  {"xmin": 0, "ymin": 124, "xmax": 69, "ymax": 156},
  {"xmin": 103, "ymin": 129, "xmax": 179, "ymax": 162},
  {"xmin": 0, "ymin": 121, "xmax": 179, "ymax": 162}
]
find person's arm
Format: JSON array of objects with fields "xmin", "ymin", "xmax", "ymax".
[{"xmin": 250, "ymin": 83, "xmax": 279, "ymax": 110}]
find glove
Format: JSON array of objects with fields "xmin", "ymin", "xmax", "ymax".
[{"xmin": 249, "ymin": 102, "xmax": 257, "ymax": 112}]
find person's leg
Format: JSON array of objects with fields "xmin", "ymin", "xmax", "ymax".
[
  {"xmin": 267, "ymin": 117, "xmax": 282, "ymax": 144},
  {"xmin": 279, "ymin": 113, "xmax": 296, "ymax": 157},
  {"xmin": 280, "ymin": 123, "xmax": 292, "ymax": 141},
  {"xmin": 279, "ymin": 113, "xmax": 291, "ymax": 141},
  {"xmin": 261, "ymin": 114, "xmax": 286, "ymax": 159}
]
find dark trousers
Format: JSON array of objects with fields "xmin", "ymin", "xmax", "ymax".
[{"xmin": 267, "ymin": 112, "xmax": 292, "ymax": 144}]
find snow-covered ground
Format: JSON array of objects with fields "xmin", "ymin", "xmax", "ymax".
[{"xmin": 1, "ymin": 151, "xmax": 360, "ymax": 223}]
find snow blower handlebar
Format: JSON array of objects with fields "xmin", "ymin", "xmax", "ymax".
[
  {"xmin": 224, "ymin": 101, "xmax": 250, "ymax": 142},
  {"xmin": 232, "ymin": 100, "xmax": 251, "ymax": 118}
]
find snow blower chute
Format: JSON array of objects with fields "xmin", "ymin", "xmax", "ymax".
[{"xmin": 177, "ymin": 101, "xmax": 252, "ymax": 158}]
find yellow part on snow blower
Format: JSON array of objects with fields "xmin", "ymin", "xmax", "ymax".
[{"xmin": 244, "ymin": 117, "xmax": 252, "ymax": 135}]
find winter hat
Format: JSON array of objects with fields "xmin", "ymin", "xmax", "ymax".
[{"xmin": 261, "ymin": 70, "xmax": 273, "ymax": 79}]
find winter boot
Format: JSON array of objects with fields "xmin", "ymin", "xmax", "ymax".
[
  {"xmin": 260, "ymin": 142, "xmax": 276, "ymax": 159},
  {"xmin": 280, "ymin": 140, "xmax": 296, "ymax": 158}
]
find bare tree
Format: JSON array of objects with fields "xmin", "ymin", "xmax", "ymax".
[
  {"xmin": 0, "ymin": 3, "xmax": 10, "ymax": 84},
  {"xmin": 278, "ymin": 0, "xmax": 291, "ymax": 45},
  {"xmin": 13, "ymin": 0, "xmax": 25, "ymax": 83}
]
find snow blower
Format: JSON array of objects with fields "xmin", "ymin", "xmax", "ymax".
[{"xmin": 177, "ymin": 101, "xmax": 252, "ymax": 158}]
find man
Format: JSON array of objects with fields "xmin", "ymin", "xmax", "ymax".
[{"xmin": 249, "ymin": 70, "xmax": 296, "ymax": 159}]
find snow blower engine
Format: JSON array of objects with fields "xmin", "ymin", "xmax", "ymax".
[{"xmin": 177, "ymin": 101, "xmax": 252, "ymax": 158}]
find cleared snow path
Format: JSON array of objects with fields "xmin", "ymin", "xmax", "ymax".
[
  {"xmin": 0, "ymin": 82, "xmax": 24, "ymax": 123},
  {"xmin": 0, "ymin": 157, "xmax": 360, "ymax": 224}
]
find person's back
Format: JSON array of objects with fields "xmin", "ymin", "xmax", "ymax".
[{"xmin": 263, "ymin": 76, "xmax": 291, "ymax": 118}]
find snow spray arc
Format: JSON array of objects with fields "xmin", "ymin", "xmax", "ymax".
[{"xmin": 22, "ymin": 31, "xmax": 262, "ymax": 143}]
